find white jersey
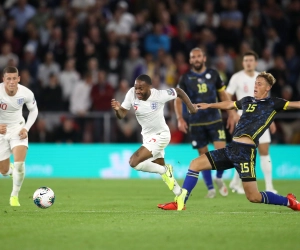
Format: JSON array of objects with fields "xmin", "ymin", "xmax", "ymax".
[
  {"xmin": 0, "ymin": 83, "xmax": 36, "ymax": 126},
  {"xmin": 226, "ymin": 70, "xmax": 259, "ymax": 115},
  {"xmin": 121, "ymin": 87, "xmax": 177, "ymax": 138}
]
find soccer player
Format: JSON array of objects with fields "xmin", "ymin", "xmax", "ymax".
[
  {"xmin": 111, "ymin": 74, "xmax": 197, "ymax": 199},
  {"xmin": 0, "ymin": 66, "xmax": 38, "ymax": 206},
  {"xmin": 165, "ymin": 48, "xmax": 234, "ymax": 202},
  {"xmin": 226, "ymin": 51, "xmax": 277, "ymax": 194},
  {"xmin": 174, "ymin": 71, "xmax": 300, "ymax": 211}
]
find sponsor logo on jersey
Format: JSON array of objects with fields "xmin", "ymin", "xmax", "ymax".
[
  {"xmin": 17, "ymin": 98, "xmax": 24, "ymax": 105},
  {"xmin": 150, "ymin": 102, "xmax": 158, "ymax": 110},
  {"xmin": 166, "ymin": 89, "xmax": 175, "ymax": 96}
]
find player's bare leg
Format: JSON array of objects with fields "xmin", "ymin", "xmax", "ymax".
[
  {"xmin": 258, "ymin": 143, "xmax": 277, "ymax": 193},
  {"xmin": 0, "ymin": 158, "xmax": 12, "ymax": 177},
  {"xmin": 129, "ymin": 146, "xmax": 175, "ymax": 190},
  {"xmin": 10, "ymin": 145, "xmax": 27, "ymax": 206},
  {"xmin": 213, "ymin": 141, "xmax": 228, "ymax": 197},
  {"xmin": 242, "ymin": 181, "xmax": 300, "ymax": 211}
]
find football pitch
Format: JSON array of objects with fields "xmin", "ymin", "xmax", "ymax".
[{"xmin": 1, "ymin": 179, "xmax": 299, "ymax": 250}]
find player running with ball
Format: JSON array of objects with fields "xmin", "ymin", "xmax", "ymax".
[{"xmin": 111, "ymin": 74, "xmax": 197, "ymax": 201}]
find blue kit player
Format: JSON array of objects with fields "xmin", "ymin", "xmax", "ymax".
[{"xmin": 173, "ymin": 71, "xmax": 300, "ymax": 211}]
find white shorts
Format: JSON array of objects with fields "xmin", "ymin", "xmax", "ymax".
[
  {"xmin": 142, "ymin": 131, "xmax": 171, "ymax": 161},
  {"xmin": 0, "ymin": 123, "xmax": 28, "ymax": 161},
  {"xmin": 258, "ymin": 129, "xmax": 271, "ymax": 144}
]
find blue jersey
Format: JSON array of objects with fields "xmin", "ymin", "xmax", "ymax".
[
  {"xmin": 233, "ymin": 96, "xmax": 289, "ymax": 146},
  {"xmin": 179, "ymin": 69, "xmax": 225, "ymax": 124}
]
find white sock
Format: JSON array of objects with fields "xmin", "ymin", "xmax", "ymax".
[
  {"xmin": 230, "ymin": 170, "xmax": 241, "ymax": 187},
  {"xmin": 260, "ymin": 155, "xmax": 274, "ymax": 190},
  {"xmin": 2, "ymin": 165, "xmax": 13, "ymax": 176},
  {"xmin": 173, "ymin": 179, "xmax": 181, "ymax": 196},
  {"xmin": 134, "ymin": 160, "xmax": 166, "ymax": 174},
  {"xmin": 11, "ymin": 162, "xmax": 25, "ymax": 197}
]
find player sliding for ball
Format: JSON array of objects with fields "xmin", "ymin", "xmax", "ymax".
[
  {"xmin": 159, "ymin": 71, "xmax": 300, "ymax": 211},
  {"xmin": 111, "ymin": 74, "xmax": 197, "ymax": 200}
]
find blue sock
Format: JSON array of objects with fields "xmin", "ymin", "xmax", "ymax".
[
  {"xmin": 201, "ymin": 170, "xmax": 214, "ymax": 190},
  {"xmin": 260, "ymin": 191, "xmax": 288, "ymax": 206},
  {"xmin": 216, "ymin": 170, "xmax": 224, "ymax": 179},
  {"xmin": 182, "ymin": 169, "xmax": 199, "ymax": 203}
]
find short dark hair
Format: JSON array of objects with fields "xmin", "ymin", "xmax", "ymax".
[
  {"xmin": 3, "ymin": 66, "xmax": 18, "ymax": 75},
  {"xmin": 243, "ymin": 50, "xmax": 258, "ymax": 61},
  {"xmin": 136, "ymin": 74, "xmax": 152, "ymax": 85}
]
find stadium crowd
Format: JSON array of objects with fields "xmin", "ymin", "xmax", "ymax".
[{"xmin": 0, "ymin": 0, "xmax": 300, "ymax": 143}]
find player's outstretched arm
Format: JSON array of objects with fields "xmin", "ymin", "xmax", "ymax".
[
  {"xmin": 111, "ymin": 99, "xmax": 128, "ymax": 119},
  {"xmin": 285, "ymin": 101, "xmax": 300, "ymax": 109},
  {"xmin": 174, "ymin": 88, "xmax": 197, "ymax": 114},
  {"xmin": 197, "ymin": 101, "xmax": 236, "ymax": 110}
]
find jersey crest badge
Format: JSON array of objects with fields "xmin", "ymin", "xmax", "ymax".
[
  {"xmin": 205, "ymin": 73, "xmax": 211, "ymax": 79},
  {"xmin": 166, "ymin": 89, "xmax": 175, "ymax": 96},
  {"xmin": 150, "ymin": 102, "xmax": 158, "ymax": 110},
  {"xmin": 17, "ymin": 98, "xmax": 24, "ymax": 105},
  {"xmin": 197, "ymin": 78, "xmax": 202, "ymax": 82}
]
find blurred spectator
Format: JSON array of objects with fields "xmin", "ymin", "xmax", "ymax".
[
  {"xmin": 257, "ymin": 47, "xmax": 274, "ymax": 72},
  {"xmin": 9, "ymin": 0, "xmax": 36, "ymax": 32},
  {"xmin": 277, "ymin": 85, "xmax": 300, "ymax": 144},
  {"xmin": 176, "ymin": 1, "xmax": 197, "ymax": 31},
  {"xmin": 114, "ymin": 79, "xmax": 139, "ymax": 143},
  {"xmin": 0, "ymin": 27, "xmax": 22, "ymax": 56},
  {"xmin": 159, "ymin": 10, "xmax": 177, "ymax": 37},
  {"xmin": 87, "ymin": 57, "xmax": 99, "ymax": 83},
  {"xmin": 18, "ymin": 44, "xmax": 39, "ymax": 80},
  {"xmin": 53, "ymin": 117, "xmax": 78, "ymax": 143},
  {"xmin": 160, "ymin": 54, "xmax": 177, "ymax": 87},
  {"xmin": 41, "ymin": 73, "xmax": 63, "ymax": 111},
  {"xmin": 90, "ymin": 70, "xmax": 114, "ymax": 111},
  {"xmin": 117, "ymin": 1, "xmax": 135, "ymax": 31},
  {"xmin": 59, "ymin": 58, "xmax": 80, "ymax": 110},
  {"xmin": 171, "ymin": 20, "xmax": 195, "ymax": 57},
  {"xmin": 19, "ymin": 69, "xmax": 40, "ymax": 102},
  {"xmin": 106, "ymin": 7, "xmax": 131, "ymax": 43},
  {"xmin": 195, "ymin": 0, "xmax": 220, "ymax": 29},
  {"xmin": 234, "ymin": 41, "xmax": 251, "ymax": 72},
  {"xmin": 122, "ymin": 46, "xmax": 146, "ymax": 84},
  {"xmin": 243, "ymin": 26, "xmax": 262, "ymax": 57},
  {"xmin": 284, "ymin": 44, "xmax": 300, "ymax": 86},
  {"xmin": 0, "ymin": 43, "xmax": 19, "ymax": 71},
  {"xmin": 214, "ymin": 58, "xmax": 230, "ymax": 85},
  {"xmin": 70, "ymin": 72, "xmax": 93, "ymax": 115},
  {"xmin": 174, "ymin": 51, "xmax": 189, "ymax": 76},
  {"xmin": 37, "ymin": 51, "xmax": 60, "ymax": 87},
  {"xmin": 269, "ymin": 56, "xmax": 288, "ymax": 97},
  {"xmin": 144, "ymin": 22, "xmax": 170, "ymax": 57},
  {"xmin": 212, "ymin": 44, "xmax": 234, "ymax": 74},
  {"xmin": 265, "ymin": 27, "xmax": 283, "ymax": 55},
  {"xmin": 100, "ymin": 45, "xmax": 122, "ymax": 89},
  {"xmin": 31, "ymin": 1, "xmax": 50, "ymax": 29},
  {"xmin": 29, "ymin": 118, "xmax": 54, "ymax": 142}
]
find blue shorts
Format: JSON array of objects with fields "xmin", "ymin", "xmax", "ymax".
[
  {"xmin": 189, "ymin": 121, "xmax": 226, "ymax": 149},
  {"xmin": 205, "ymin": 141, "xmax": 257, "ymax": 182}
]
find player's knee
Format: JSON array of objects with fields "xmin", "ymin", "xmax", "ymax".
[
  {"xmin": 246, "ymin": 193, "xmax": 261, "ymax": 203},
  {"xmin": 129, "ymin": 157, "xmax": 138, "ymax": 168},
  {"xmin": 190, "ymin": 159, "xmax": 199, "ymax": 171}
]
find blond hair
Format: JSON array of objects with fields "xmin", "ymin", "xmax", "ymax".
[{"xmin": 257, "ymin": 71, "xmax": 276, "ymax": 86}]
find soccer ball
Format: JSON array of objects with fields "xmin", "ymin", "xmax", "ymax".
[{"xmin": 33, "ymin": 187, "xmax": 55, "ymax": 209}]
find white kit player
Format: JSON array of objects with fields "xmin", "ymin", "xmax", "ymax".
[
  {"xmin": 226, "ymin": 51, "xmax": 277, "ymax": 194},
  {"xmin": 111, "ymin": 74, "xmax": 197, "ymax": 201},
  {"xmin": 0, "ymin": 67, "xmax": 38, "ymax": 206}
]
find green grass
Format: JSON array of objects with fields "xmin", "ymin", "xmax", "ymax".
[{"xmin": 0, "ymin": 179, "xmax": 299, "ymax": 250}]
